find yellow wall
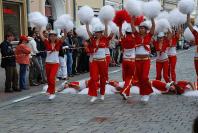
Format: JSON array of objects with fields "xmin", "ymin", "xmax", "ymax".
[
  {"xmin": 76, "ymin": 0, "xmax": 103, "ymax": 9},
  {"xmin": 30, "ymin": 0, "xmax": 45, "ymax": 15}
]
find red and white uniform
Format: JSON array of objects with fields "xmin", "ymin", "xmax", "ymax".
[
  {"xmin": 88, "ymin": 36, "xmax": 108, "ymax": 97},
  {"xmin": 44, "ymin": 39, "xmax": 62, "ymax": 94},
  {"xmin": 153, "ymin": 39, "xmax": 170, "ymax": 83},
  {"xmin": 167, "ymin": 36, "xmax": 179, "ymax": 82},
  {"xmin": 120, "ymin": 34, "xmax": 136, "ymax": 96},
  {"xmin": 134, "ymin": 32, "xmax": 153, "ymax": 96},
  {"xmin": 151, "ymin": 80, "xmax": 192, "ymax": 94},
  {"xmin": 192, "ymin": 30, "xmax": 198, "ymax": 88}
]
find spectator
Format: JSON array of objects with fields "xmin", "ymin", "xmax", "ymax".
[
  {"xmin": 28, "ymin": 32, "xmax": 42, "ymax": 86},
  {"xmin": 78, "ymin": 39, "xmax": 90, "ymax": 73},
  {"xmin": 35, "ymin": 30, "xmax": 47, "ymax": 83},
  {"xmin": 72, "ymin": 30, "xmax": 81, "ymax": 75},
  {"xmin": 15, "ymin": 35, "xmax": 31, "ymax": 90},
  {"xmin": 0, "ymin": 32, "xmax": 19, "ymax": 93},
  {"xmin": 57, "ymin": 33, "xmax": 68, "ymax": 80},
  {"xmin": 65, "ymin": 30, "xmax": 74, "ymax": 77}
]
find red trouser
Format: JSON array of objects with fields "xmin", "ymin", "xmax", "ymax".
[
  {"xmin": 120, "ymin": 59, "xmax": 135, "ymax": 96},
  {"xmin": 45, "ymin": 63, "xmax": 59, "ymax": 94},
  {"xmin": 135, "ymin": 58, "xmax": 153, "ymax": 95},
  {"xmin": 168, "ymin": 56, "xmax": 177, "ymax": 82},
  {"xmin": 106, "ymin": 55, "xmax": 111, "ymax": 80},
  {"xmin": 151, "ymin": 80, "xmax": 168, "ymax": 92},
  {"xmin": 194, "ymin": 58, "xmax": 198, "ymax": 88},
  {"xmin": 156, "ymin": 60, "xmax": 170, "ymax": 83},
  {"xmin": 88, "ymin": 60, "xmax": 108, "ymax": 96}
]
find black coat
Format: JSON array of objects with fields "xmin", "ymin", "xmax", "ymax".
[{"xmin": 0, "ymin": 40, "xmax": 16, "ymax": 68}]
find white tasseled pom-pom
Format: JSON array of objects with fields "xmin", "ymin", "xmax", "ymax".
[
  {"xmin": 125, "ymin": 0, "xmax": 143, "ymax": 16},
  {"xmin": 156, "ymin": 11, "xmax": 169, "ymax": 20},
  {"xmin": 54, "ymin": 14, "xmax": 73, "ymax": 32},
  {"xmin": 77, "ymin": 5, "xmax": 94, "ymax": 24},
  {"xmin": 28, "ymin": 12, "xmax": 48, "ymax": 27},
  {"xmin": 155, "ymin": 19, "xmax": 171, "ymax": 33},
  {"xmin": 168, "ymin": 9, "xmax": 186, "ymax": 27},
  {"xmin": 143, "ymin": 0, "xmax": 162, "ymax": 19},
  {"xmin": 78, "ymin": 88, "xmax": 88, "ymax": 94},
  {"xmin": 60, "ymin": 88, "xmax": 77, "ymax": 94},
  {"xmin": 99, "ymin": 5, "xmax": 115, "ymax": 22},
  {"xmin": 76, "ymin": 25, "xmax": 91, "ymax": 40},
  {"xmin": 184, "ymin": 26, "xmax": 198, "ymax": 42},
  {"xmin": 178, "ymin": 0, "xmax": 195, "ymax": 14},
  {"xmin": 122, "ymin": 21, "xmax": 131, "ymax": 34}
]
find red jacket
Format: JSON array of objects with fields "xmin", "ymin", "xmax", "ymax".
[{"xmin": 15, "ymin": 43, "xmax": 31, "ymax": 64}]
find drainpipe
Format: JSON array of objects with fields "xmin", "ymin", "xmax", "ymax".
[{"xmin": 73, "ymin": 0, "xmax": 76, "ymax": 24}]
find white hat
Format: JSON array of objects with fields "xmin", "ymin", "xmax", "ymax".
[
  {"xmin": 157, "ymin": 32, "xmax": 165, "ymax": 37},
  {"xmin": 93, "ymin": 24, "xmax": 105, "ymax": 32},
  {"xmin": 49, "ymin": 30, "xmax": 57, "ymax": 35},
  {"xmin": 126, "ymin": 25, "xmax": 132, "ymax": 33},
  {"xmin": 139, "ymin": 21, "xmax": 149, "ymax": 29}
]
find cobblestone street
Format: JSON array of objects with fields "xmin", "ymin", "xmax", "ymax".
[{"xmin": 0, "ymin": 47, "xmax": 198, "ymax": 133}]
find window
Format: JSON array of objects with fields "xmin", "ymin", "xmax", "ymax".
[{"xmin": 3, "ymin": 2, "xmax": 21, "ymax": 40}]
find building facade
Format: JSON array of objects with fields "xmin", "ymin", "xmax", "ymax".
[{"xmin": 0, "ymin": 0, "xmax": 28, "ymax": 42}]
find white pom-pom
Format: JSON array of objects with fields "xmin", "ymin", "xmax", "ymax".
[
  {"xmin": 143, "ymin": 0, "xmax": 162, "ymax": 19},
  {"xmin": 178, "ymin": 0, "xmax": 195, "ymax": 14},
  {"xmin": 156, "ymin": 11, "xmax": 169, "ymax": 20},
  {"xmin": 155, "ymin": 19, "xmax": 171, "ymax": 33},
  {"xmin": 168, "ymin": 9, "xmax": 186, "ymax": 27},
  {"xmin": 54, "ymin": 14, "xmax": 73, "ymax": 32},
  {"xmin": 109, "ymin": 21, "xmax": 119, "ymax": 34},
  {"xmin": 76, "ymin": 25, "xmax": 91, "ymax": 40},
  {"xmin": 125, "ymin": 0, "xmax": 143, "ymax": 16},
  {"xmin": 184, "ymin": 26, "xmax": 198, "ymax": 42},
  {"xmin": 99, "ymin": 5, "xmax": 115, "ymax": 22},
  {"xmin": 77, "ymin": 5, "xmax": 94, "ymax": 24},
  {"xmin": 28, "ymin": 12, "xmax": 48, "ymax": 27}
]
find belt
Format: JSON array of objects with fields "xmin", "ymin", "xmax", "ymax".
[
  {"xmin": 135, "ymin": 57, "xmax": 150, "ymax": 61},
  {"xmin": 194, "ymin": 57, "xmax": 198, "ymax": 60},
  {"xmin": 93, "ymin": 58, "xmax": 106, "ymax": 61},
  {"xmin": 156, "ymin": 58, "xmax": 168, "ymax": 62},
  {"xmin": 123, "ymin": 58, "xmax": 135, "ymax": 61}
]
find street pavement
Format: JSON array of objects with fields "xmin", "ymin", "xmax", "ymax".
[{"xmin": 0, "ymin": 47, "xmax": 198, "ymax": 133}]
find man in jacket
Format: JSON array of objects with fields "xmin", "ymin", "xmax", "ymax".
[{"xmin": 0, "ymin": 32, "xmax": 19, "ymax": 92}]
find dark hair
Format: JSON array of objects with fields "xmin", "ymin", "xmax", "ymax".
[
  {"xmin": 126, "ymin": 32, "xmax": 132, "ymax": 35},
  {"xmin": 18, "ymin": 40, "xmax": 23, "ymax": 45},
  {"xmin": 4, "ymin": 32, "xmax": 14, "ymax": 40},
  {"xmin": 193, "ymin": 117, "xmax": 198, "ymax": 133}
]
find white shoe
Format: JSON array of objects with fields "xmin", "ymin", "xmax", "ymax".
[
  {"xmin": 48, "ymin": 94, "xmax": 56, "ymax": 100},
  {"xmin": 120, "ymin": 93, "xmax": 128, "ymax": 100},
  {"xmin": 90, "ymin": 97, "xmax": 98, "ymax": 103},
  {"xmin": 141, "ymin": 95, "xmax": 150, "ymax": 102},
  {"xmin": 101, "ymin": 95, "xmax": 105, "ymax": 101}
]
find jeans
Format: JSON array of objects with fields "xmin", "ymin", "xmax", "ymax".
[
  {"xmin": 37, "ymin": 56, "xmax": 46, "ymax": 82},
  {"xmin": 19, "ymin": 64, "xmax": 28, "ymax": 90},
  {"xmin": 66, "ymin": 52, "xmax": 73, "ymax": 75}
]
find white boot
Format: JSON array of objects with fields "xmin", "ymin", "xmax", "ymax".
[
  {"xmin": 141, "ymin": 95, "xmax": 150, "ymax": 102},
  {"xmin": 48, "ymin": 94, "xmax": 56, "ymax": 100},
  {"xmin": 101, "ymin": 95, "xmax": 105, "ymax": 101},
  {"xmin": 90, "ymin": 97, "xmax": 98, "ymax": 103}
]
